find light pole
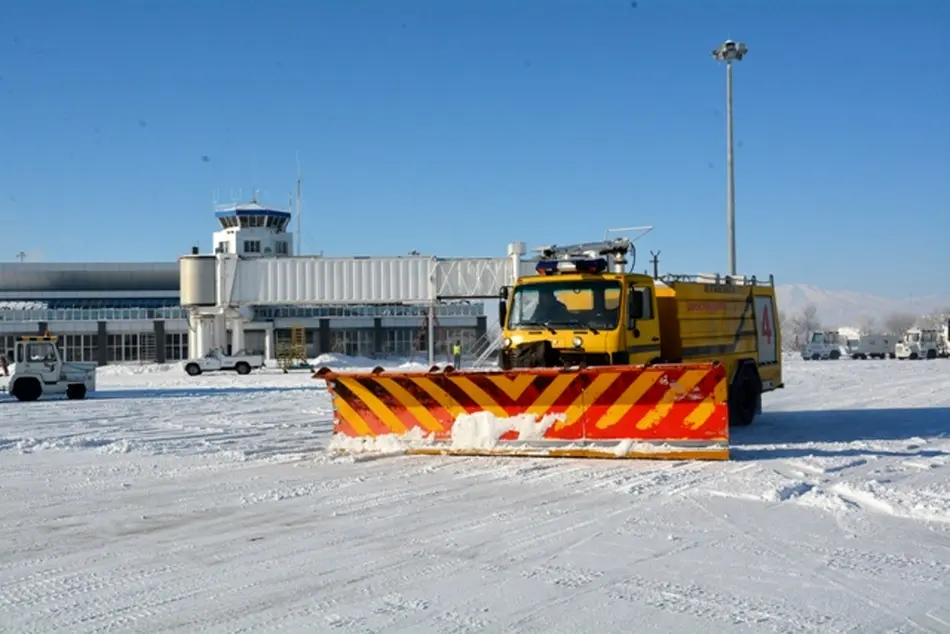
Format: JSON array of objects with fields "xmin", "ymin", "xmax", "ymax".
[{"xmin": 711, "ymin": 39, "xmax": 747, "ymax": 277}]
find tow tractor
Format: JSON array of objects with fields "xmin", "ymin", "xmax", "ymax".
[
  {"xmin": 895, "ymin": 327, "xmax": 948, "ymax": 360},
  {"xmin": 1, "ymin": 335, "xmax": 97, "ymax": 401},
  {"xmin": 802, "ymin": 331, "xmax": 847, "ymax": 360}
]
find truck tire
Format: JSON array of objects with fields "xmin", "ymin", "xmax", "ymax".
[
  {"xmin": 927, "ymin": 349, "xmax": 937, "ymax": 360},
  {"xmin": 829, "ymin": 350, "xmax": 841, "ymax": 360},
  {"xmin": 185, "ymin": 363, "xmax": 202, "ymax": 376},
  {"xmin": 729, "ymin": 364, "xmax": 761, "ymax": 427},
  {"xmin": 66, "ymin": 384, "xmax": 87, "ymax": 400},
  {"xmin": 12, "ymin": 377, "xmax": 42, "ymax": 402},
  {"xmin": 234, "ymin": 362, "xmax": 251, "ymax": 375}
]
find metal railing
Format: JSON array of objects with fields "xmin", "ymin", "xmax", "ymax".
[
  {"xmin": 470, "ymin": 322, "xmax": 503, "ymax": 368},
  {"xmin": 659, "ymin": 273, "xmax": 775, "ymax": 287}
]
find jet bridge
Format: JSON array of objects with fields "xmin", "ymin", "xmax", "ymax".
[{"xmin": 178, "ymin": 243, "xmax": 530, "ymax": 362}]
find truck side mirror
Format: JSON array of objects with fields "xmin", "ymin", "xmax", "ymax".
[
  {"xmin": 498, "ymin": 286, "xmax": 510, "ymax": 327},
  {"xmin": 628, "ymin": 290, "xmax": 644, "ymax": 326}
]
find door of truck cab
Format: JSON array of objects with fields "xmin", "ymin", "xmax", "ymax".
[
  {"xmin": 624, "ymin": 281, "xmax": 661, "ymax": 363},
  {"xmin": 17, "ymin": 341, "xmax": 60, "ymax": 383}
]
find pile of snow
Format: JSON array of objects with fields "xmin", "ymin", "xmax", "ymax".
[
  {"xmin": 328, "ymin": 411, "xmax": 567, "ymax": 455},
  {"xmin": 450, "ymin": 411, "xmax": 564, "ymax": 449},
  {"xmin": 95, "ymin": 363, "xmax": 181, "ymax": 377},
  {"xmin": 310, "ymin": 352, "xmax": 432, "ymax": 372},
  {"xmin": 310, "ymin": 353, "xmax": 392, "ymax": 368}
]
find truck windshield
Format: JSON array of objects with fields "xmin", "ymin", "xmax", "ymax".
[{"xmin": 507, "ymin": 280, "xmax": 622, "ymax": 330}]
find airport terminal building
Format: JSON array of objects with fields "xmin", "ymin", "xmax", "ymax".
[{"xmin": 0, "ymin": 202, "xmax": 487, "ymax": 366}]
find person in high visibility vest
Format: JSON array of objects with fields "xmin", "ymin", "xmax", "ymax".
[{"xmin": 452, "ymin": 340, "xmax": 462, "ymax": 369}]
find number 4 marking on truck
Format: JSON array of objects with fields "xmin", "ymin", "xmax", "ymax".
[{"xmin": 761, "ymin": 304, "xmax": 773, "ymax": 344}]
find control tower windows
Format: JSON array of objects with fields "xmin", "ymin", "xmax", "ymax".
[
  {"xmin": 264, "ymin": 216, "xmax": 290, "ymax": 231},
  {"xmin": 244, "ymin": 240, "xmax": 261, "ymax": 254},
  {"xmin": 276, "ymin": 241, "xmax": 289, "ymax": 255}
]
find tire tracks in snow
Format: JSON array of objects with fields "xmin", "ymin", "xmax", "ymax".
[{"xmin": 685, "ymin": 495, "xmax": 950, "ymax": 633}]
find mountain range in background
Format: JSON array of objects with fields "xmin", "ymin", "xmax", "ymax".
[{"xmin": 775, "ymin": 284, "xmax": 947, "ymax": 328}]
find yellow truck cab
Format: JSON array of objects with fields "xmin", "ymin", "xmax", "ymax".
[{"xmin": 499, "ymin": 239, "xmax": 784, "ymax": 427}]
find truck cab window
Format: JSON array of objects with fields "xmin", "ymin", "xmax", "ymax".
[{"xmin": 507, "ymin": 280, "xmax": 622, "ymax": 330}]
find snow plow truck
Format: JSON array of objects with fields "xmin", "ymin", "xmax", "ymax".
[{"xmin": 315, "ymin": 238, "xmax": 784, "ymax": 461}]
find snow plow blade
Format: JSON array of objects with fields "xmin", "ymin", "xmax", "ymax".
[{"xmin": 314, "ymin": 363, "xmax": 730, "ymax": 461}]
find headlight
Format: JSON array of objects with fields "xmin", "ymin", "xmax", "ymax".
[
  {"xmin": 502, "ymin": 337, "xmax": 512, "ymax": 349},
  {"xmin": 572, "ymin": 336, "xmax": 583, "ymax": 348}
]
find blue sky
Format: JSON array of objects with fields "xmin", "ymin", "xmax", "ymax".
[{"xmin": 1, "ymin": 0, "xmax": 947, "ymax": 297}]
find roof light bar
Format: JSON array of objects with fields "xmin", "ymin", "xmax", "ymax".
[{"xmin": 535, "ymin": 258, "xmax": 609, "ymax": 276}]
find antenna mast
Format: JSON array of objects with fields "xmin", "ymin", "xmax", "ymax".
[{"xmin": 295, "ymin": 152, "xmax": 302, "ymax": 255}]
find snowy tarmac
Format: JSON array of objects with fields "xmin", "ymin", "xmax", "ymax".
[{"xmin": 1, "ymin": 355, "xmax": 948, "ymax": 633}]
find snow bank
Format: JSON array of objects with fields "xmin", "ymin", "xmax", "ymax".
[
  {"xmin": 310, "ymin": 353, "xmax": 436, "ymax": 373},
  {"xmin": 328, "ymin": 426, "xmax": 434, "ymax": 454},
  {"xmin": 310, "ymin": 353, "xmax": 380, "ymax": 368},
  {"xmin": 95, "ymin": 363, "xmax": 180, "ymax": 377}
]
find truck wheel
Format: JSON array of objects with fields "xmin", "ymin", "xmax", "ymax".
[
  {"xmin": 66, "ymin": 384, "xmax": 87, "ymax": 400},
  {"xmin": 185, "ymin": 363, "xmax": 202, "ymax": 376},
  {"xmin": 829, "ymin": 350, "xmax": 841, "ymax": 360},
  {"xmin": 729, "ymin": 365, "xmax": 761, "ymax": 427},
  {"xmin": 811, "ymin": 353, "xmax": 820, "ymax": 360},
  {"xmin": 12, "ymin": 377, "xmax": 42, "ymax": 402},
  {"xmin": 234, "ymin": 362, "xmax": 251, "ymax": 375},
  {"xmin": 927, "ymin": 349, "xmax": 937, "ymax": 360}
]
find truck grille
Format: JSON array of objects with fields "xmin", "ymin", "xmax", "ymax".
[{"xmin": 501, "ymin": 343, "xmax": 613, "ymax": 369}]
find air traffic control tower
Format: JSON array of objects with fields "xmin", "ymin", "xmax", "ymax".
[
  {"xmin": 212, "ymin": 195, "xmax": 294, "ymax": 258},
  {"xmin": 183, "ymin": 194, "xmax": 295, "ymax": 358}
]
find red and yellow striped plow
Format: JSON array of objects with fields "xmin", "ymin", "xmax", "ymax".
[{"xmin": 313, "ymin": 363, "xmax": 730, "ymax": 461}]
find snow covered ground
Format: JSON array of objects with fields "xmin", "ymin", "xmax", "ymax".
[{"xmin": 1, "ymin": 355, "xmax": 949, "ymax": 633}]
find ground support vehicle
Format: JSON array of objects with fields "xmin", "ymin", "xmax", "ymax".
[
  {"xmin": 895, "ymin": 328, "xmax": 948, "ymax": 360},
  {"xmin": 183, "ymin": 348, "xmax": 264, "ymax": 376},
  {"xmin": 802, "ymin": 331, "xmax": 848, "ymax": 360},
  {"xmin": 317, "ymin": 238, "xmax": 783, "ymax": 461},
  {"xmin": 1, "ymin": 335, "xmax": 97, "ymax": 402},
  {"xmin": 845, "ymin": 334, "xmax": 896, "ymax": 359}
]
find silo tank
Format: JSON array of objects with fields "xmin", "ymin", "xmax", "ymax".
[{"xmin": 179, "ymin": 255, "xmax": 216, "ymax": 307}]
